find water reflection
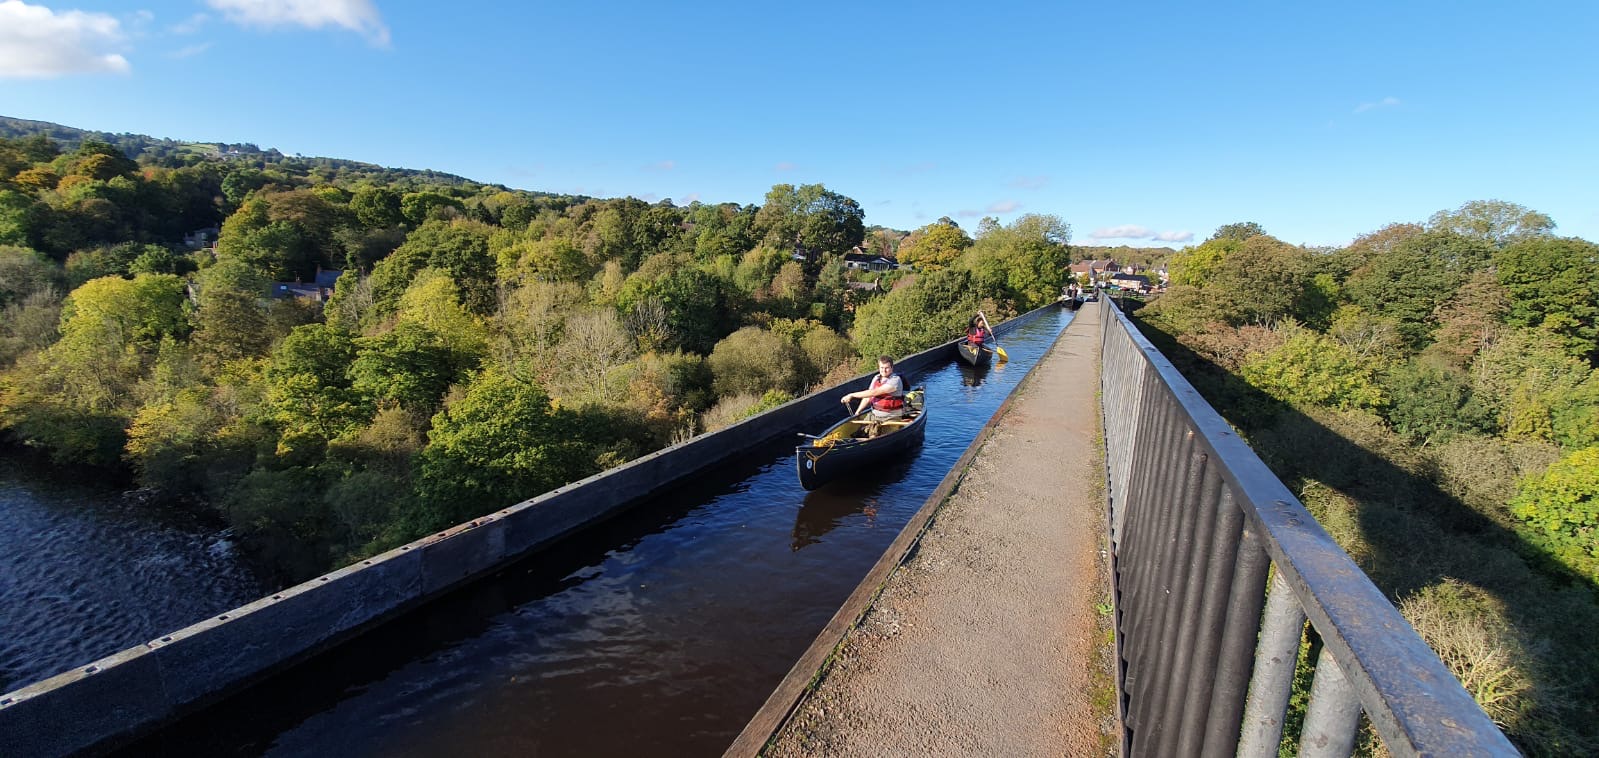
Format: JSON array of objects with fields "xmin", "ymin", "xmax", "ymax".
[
  {"xmin": 791, "ymin": 452, "xmax": 918, "ymax": 551},
  {"xmin": 956, "ymin": 360, "xmax": 990, "ymax": 387}
]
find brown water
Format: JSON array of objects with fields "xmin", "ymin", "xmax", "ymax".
[{"xmin": 126, "ymin": 307, "xmax": 1074, "ymax": 757}]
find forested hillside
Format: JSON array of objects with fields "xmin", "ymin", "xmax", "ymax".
[
  {"xmin": 0, "ymin": 119, "xmax": 1070, "ymax": 584},
  {"xmin": 1136, "ymin": 208, "xmax": 1599, "ymax": 755}
]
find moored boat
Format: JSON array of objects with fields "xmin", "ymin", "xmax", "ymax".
[{"xmin": 795, "ymin": 389, "xmax": 926, "ymax": 491}]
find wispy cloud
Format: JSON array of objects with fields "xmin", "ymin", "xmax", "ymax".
[
  {"xmin": 1092, "ymin": 224, "xmax": 1152, "ymax": 239},
  {"xmin": 171, "ymin": 13, "xmax": 210, "ymax": 35},
  {"xmin": 775, "ymin": 161, "xmax": 797, "ymax": 171},
  {"xmin": 646, "ymin": 160, "xmax": 676, "ymax": 171},
  {"xmin": 1009, "ymin": 175, "xmax": 1049, "ymax": 190},
  {"xmin": 681, "ymin": 192, "xmax": 700, "ymax": 204},
  {"xmin": 167, "ymin": 42, "xmax": 213, "ymax": 59},
  {"xmin": 206, "ymin": 0, "xmax": 390, "ymax": 46},
  {"xmin": 1354, "ymin": 96, "xmax": 1401, "ymax": 114},
  {"xmin": 957, "ymin": 209, "xmax": 981, "ymax": 218},
  {"xmin": 1090, "ymin": 225, "xmax": 1193, "ymax": 243},
  {"xmin": 987, "ymin": 200, "xmax": 1021, "ymax": 213},
  {"xmin": 0, "ymin": 0, "xmax": 130, "ymax": 78}
]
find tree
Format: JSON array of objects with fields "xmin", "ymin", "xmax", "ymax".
[
  {"xmin": 958, "ymin": 214, "xmax": 1071, "ymax": 311},
  {"xmin": 1345, "ymin": 230, "xmax": 1494, "ymax": 348},
  {"xmin": 190, "ymin": 257, "xmax": 274, "ymax": 366},
  {"xmin": 852, "ymin": 268, "xmax": 981, "ymax": 358},
  {"xmin": 366, "ymin": 219, "xmax": 497, "ymax": 318},
  {"xmin": 1494, "ymin": 236, "xmax": 1599, "ymax": 362},
  {"xmin": 0, "ymin": 244, "xmax": 59, "ymax": 307},
  {"xmin": 1471, "ymin": 327, "xmax": 1597, "ymax": 447},
  {"xmin": 707, "ymin": 327, "xmax": 804, "ymax": 397},
  {"xmin": 1209, "ymin": 221, "xmax": 1267, "ymax": 242},
  {"xmin": 260, "ymin": 323, "xmax": 368, "ymax": 459},
  {"xmin": 1240, "ymin": 322, "xmax": 1387, "ymax": 411},
  {"xmin": 1382, "ymin": 358, "xmax": 1492, "ymax": 445},
  {"xmin": 400, "ymin": 191, "xmax": 466, "ymax": 226},
  {"xmin": 413, "ymin": 368, "xmax": 599, "ymax": 530},
  {"xmin": 1509, "ymin": 446, "xmax": 1599, "ymax": 583},
  {"xmin": 753, "ymin": 184, "xmax": 865, "ymax": 257},
  {"xmin": 896, "ymin": 220, "xmax": 971, "ymax": 271},
  {"xmin": 349, "ymin": 322, "xmax": 461, "ymax": 414},
  {"xmin": 350, "ymin": 186, "xmax": 404, "ymax": 228},
  {"xmin": 1428, "ymin": 200, "xmax": 1555, "ymax": 247}
]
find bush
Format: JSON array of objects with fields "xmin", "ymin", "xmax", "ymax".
[
  {"xmin": 1509, "ymin": 447, "xmax": 1599, "ymax": 583},
  {"xmin": 1240, "ymin": 323, "xmax": 1387, "ymax": 412},
  {"xmin": 707, "ymin": 326, "xmax": 803, "ymax": 398},
  {"xmin": 1398, "ymin": 580, "xmax": 1536, "ymax": 736}
]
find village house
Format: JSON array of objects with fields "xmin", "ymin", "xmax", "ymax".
[{"xmin": 269, "ymin": 268, "xmax": 343, "ymax": 304}]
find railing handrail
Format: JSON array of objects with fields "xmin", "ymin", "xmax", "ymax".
[{"xmin": 1097, "ymin": 298, "xmax": 1517, "ymax": 756}]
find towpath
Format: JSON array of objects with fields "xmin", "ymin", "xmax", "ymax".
[{"xmin": 757, "ymin": 304, "xmax": 1115, "ymax": 757}]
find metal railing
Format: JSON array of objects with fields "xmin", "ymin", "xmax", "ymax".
[{"xmin": 1096, "ymin": 299, "xmax": 1518, "ymax": 757}]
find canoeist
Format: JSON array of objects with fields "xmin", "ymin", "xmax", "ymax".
[
  {"xmin": 966, "ymin": 316, "xmax": 992, "ymax": 349},
  {"xmin": 841, "ymin": 355, "xmax": 906, "ymax": 423}
]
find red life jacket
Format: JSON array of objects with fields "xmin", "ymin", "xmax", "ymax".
[
  {"xmin": 870, "ymin": 373, "xmax": 904, "ymax": 410},
  {"xmin": 967, "ymin": 326, "xmax": 986, "ymax": 344}
]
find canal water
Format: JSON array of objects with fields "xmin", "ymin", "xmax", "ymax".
[
  {"xmin": 128, "ymin": 307, "xmax": 1076, "ymax": 757},
  {"xmin": 0, "ymin": 461, "xmax": 265, "ymax": 695}
]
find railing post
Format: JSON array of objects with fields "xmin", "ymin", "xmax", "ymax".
[
  {"xmin": 1300, "ymin": 646, "xmax": 1363, "ymax": 758},
  {"xmin": 1237, "ymin": 573, "xmax": 1306, "ymax": 758}
]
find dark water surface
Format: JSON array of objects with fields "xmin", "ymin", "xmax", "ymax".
[
  {"xmin": 0, "ymin": 461, "xmax": 265, "ymax": 694},
  {"xmin": 131, "ymin": 307, "xmax": 1075, "ymax": 757}
]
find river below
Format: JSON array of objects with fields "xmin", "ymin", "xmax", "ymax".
[{"xmin": 0, "ymin": 459, "xmax": 266, "ymax": 695}]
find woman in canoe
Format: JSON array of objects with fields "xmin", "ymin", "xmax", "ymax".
[{"xmin": 966, "ymin": 316, "xmax": 992, "ymax": 349}]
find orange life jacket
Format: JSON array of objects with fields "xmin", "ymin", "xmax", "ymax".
[{"xmin": 870, "ymin": 373, "xmax": 904, "ymax": 410}]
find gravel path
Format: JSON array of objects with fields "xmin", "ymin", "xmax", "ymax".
[{"xmin": 763, "ymin": 305, "xmax": 1115, "ymax": 757}]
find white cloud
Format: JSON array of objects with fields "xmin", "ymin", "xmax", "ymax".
[
  {"xmin": 987, "ymin": 200, "xmax": 1021, "ymax": 213},
  {"xmin": 681, "ymin": 192, "xmax": 700, "ymax": 204},
  {"xmin": 1354, "ymin": 96, "xmax": 1401, "ymax": 114},
  {"xmin": 1091, "ymin": 224, "xmax": 1153, "ymax": 240},
  {"xmin": 206, "ymin": 0, "xmax": 390, "ymax": 46},
  {"xmin": 775, "ymin": 161, "xmax": 797, "ymax": 171},
  {"xmin": 957, "ymin": 209, "xmax": 981, "ymax": 218},
  {"xmin": 646, "ymin": 160, "xmax": 675, "ymax": 171},
  {"xmin": 0, "ymin": 0, "xmax": 130, "ymax": 78},
  {"xmin": 1009, "ymin": 175, "xmax": 1049, "ymax": 190},
  {"xmin": 1089, "ymin": 225, "xmax": 1194, "ymax": 243}
]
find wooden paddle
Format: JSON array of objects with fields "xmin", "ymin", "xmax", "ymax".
[{"xmin": 977, "ymin": 311, "xmax": 1009, "ymax": 361}]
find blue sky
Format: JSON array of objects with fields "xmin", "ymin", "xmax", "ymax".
[{"xmin": 2, "ymin": 0, "xmax": 1596, "ymax": 248}]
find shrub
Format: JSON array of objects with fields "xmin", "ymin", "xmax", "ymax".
[
  {"xmin": 1509, "ymin": 447, "xmax": 1599, "ymax": 583},
  {"xmin": 707, "ymin": 326, "xmax": 803, "ymax": 398},
  {"xmin": 1398, "ymin": 580, "xmax": 1536, "ymax": 735},
  {"xmin": 1240, "ymin": 323, "xmax": 1387, "ymax": 412}
]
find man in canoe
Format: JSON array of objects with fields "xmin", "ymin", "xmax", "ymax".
[{"xmin": 841, "ymin": 355, "xmax": 907, "ymax": 435}]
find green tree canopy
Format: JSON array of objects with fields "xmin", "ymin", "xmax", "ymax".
[
  {"xmin": 1428, "ymin": 200, "xmax": 1555, "ymax": 247},
  {"xmin": 896, "ymin": 220, "xmax": 971, "ymax": 272},
  {"xmin": 1494, "ymin": 236, "xmax": 1599, "ymax": 362},
  {"xmin": 414, "ymin": 368, "xmax": 599, "ymax": 529}
]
